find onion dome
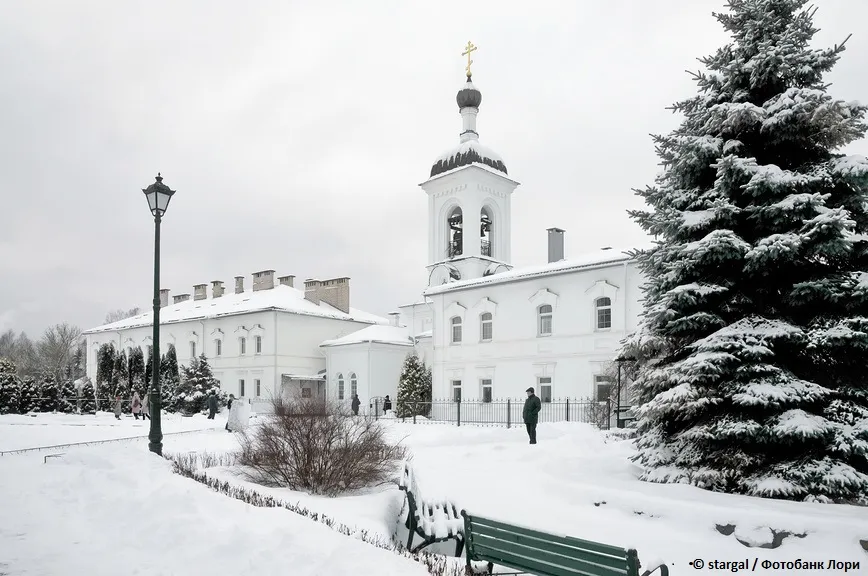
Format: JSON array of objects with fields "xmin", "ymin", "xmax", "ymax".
[{"xmin": 456, "ymin": 78, "xmax": 482, "ymax": 109}]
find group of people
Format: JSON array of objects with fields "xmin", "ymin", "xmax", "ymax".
[
  {"xmin": 346, "ymin": 394, "xmax": 392, "ymax": 416},
  {"xmin": 112, "ymin": 391, "xmax": 151, "ymax": 421}
]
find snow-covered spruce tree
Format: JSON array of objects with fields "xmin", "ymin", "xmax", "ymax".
[
  {"xmin": 160, "ymin": 345, "xmax": 180, "ymax": 412},
  {"xmin": 58, "ymin": 379, "xmax": 77, "ymax": 413},
  {"xmin": 396, "ymin": 352, "xmax": 432, "ymax": 418},
  {"xmin": 79, "ymin": 378, "xmax": 97, "ymax": 414},
  {"xmin": 625, "ymin": 0, "xmax": 868, "ymax": 503},
  {"xmin": 37, "ymin": 373, "xmax": 59, "ymax": 412},
  {"xmin": 0, "ymin": 358, "xmax": 20, "ymax": 415},
  {"xmin": 128, "ymin": 347, "xmax": 146, "ymax": 396},
  {"xmin": 18, "ymin": 376, "xmax": 38, "ymax": 413},
  {"xmin": 95, "ymin": 343, "xmax": 115, "ymax": 410},
  {"xmin": 112, "ymin": 350, "xmax": 129, "ymax": 398},
  {"xmin": 175, "ymin": 354, "xmax": 224, "ymax": 414},
  {"xmin": 144, "ymin": 347, "xmax": 153, "ymax": 394}
]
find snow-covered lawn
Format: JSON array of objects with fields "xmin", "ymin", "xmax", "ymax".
[
  {"xmin": 1, "ymin": 416, "xmax": 865, "ymax": 575},
  {"xmin": 0, "ymin": 412, "xmax": 226, "ymax": 452}
]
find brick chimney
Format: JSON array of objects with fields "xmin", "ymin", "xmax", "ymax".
[
  {"xmin": 278, "ymin": 275, "xmax": 295, "ymax": 288},
  {"xmin": 212, "ymin": 280, "xmax": 225, "ymax": 298},
  {"xmin": 193, "ymin": 284, "xmax": 208, "ymax": 301},
  {"xmin": 173, "ymin": 293, "xmax": 191, "ymax": 304},
  {"xmin": 252, "ymin": 270, "xmax": 275, "ymax": 291},
  {"xmin": 547, "ymin": 227, "xmax": 565, "ymax": 263},
  {"xmin": 319, "ymin": 277, "xmax": 351, "ymax": 314},
  {"xmin": 235, "ymin": 276, "xmax": 244, "ymax": 294},
  {"xmin": 159, "ymin": 289, "xmax": 170, "ymax": 308},
  {"xmin": 388, "ymin": 311, "xmax": 400, "ymax": 327},
  {"xmin": 304, "ymin": 279, "xmax": 321, "ymax": 305}
]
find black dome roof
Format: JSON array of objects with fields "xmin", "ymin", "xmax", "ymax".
[
  {"xmin": 456, "ymin": 78, "xmax": 482, "ymax": 109},
  {"xmin": 430, "ymin": 141, "xmax": 508, "ymax": 178}
]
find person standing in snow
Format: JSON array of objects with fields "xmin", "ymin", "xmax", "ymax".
[
  {"xmin": 351, "ymin": 394, "xmax": 360, "ymax": 416},
  {"xmin": 225, "ymin": 394, "xmax": 234, "ymax": 431},
  {"xmin": 131, "ymin": 391, "xmax": 142, "ymax": 420},
  {"xmin": 141, "ymin": 392, "xmax": 150, "ymax": 420},
  {"xmin": 383, "ymin": 395, "xmax": 392, "ymax": 412},
  {"xmin": 113, "ymin": 395, "xmax": 123, "ymax": 420},
  {"xmin": 207, "ymin": 391, "xmax": 218, "ymax": 419},
  {"xmin": 523, "ymin": 387, "xmax": 541, "ymax": 445}
]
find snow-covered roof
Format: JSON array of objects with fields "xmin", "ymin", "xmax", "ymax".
[
  {"xmin": 415, "ymin": 330, "xmax": 432, "ymax": 339},
  {"xmin": 424, "ymin": 245, "xmax": 651, "ymax": 296},
  {"xmin": 429, "ymin": 140, "xmax": 508, "ymax": 178},
  {"xmin": 84, "ymin": 284, "xmax": 388, "ymax": 334},
  {"xmin": 320, "ymin": 324, "xmax": 416, "ymax": 348}
]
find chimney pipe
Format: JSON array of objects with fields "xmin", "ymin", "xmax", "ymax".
[
  {"xmin": 235, "ymin": 276, "xmax": 244, "ymax": 294},
  {"xmin": 387, "ymin": 311, "xmax": 400, "ymax": 327},
  {"xmin": 212, "ymin": 280, "xmax": 225, "ymax": 298},
  {"xmin": 253, "ymin": 270, "xmax": 275, "ymax": 291},
  {"xmin": 159, "ymin": 289, "xmax": 170, "ymax": 308},
  {"xmin": 546, "ymin": 227, "xmax": 565, "ymax": 263},
  {"xmin": 193, "ymin": 284, "xmax": 207, "ymax": 301},
  {"xmin": 304, "ymin": 279, "xmax": 321, "ymax": 305},
  {"xmin": 278, "ymin": 275, "xmax": 295, "ymax": 288},
  {"xmin": 318, "ymin": 277, "xmax": 351, "ymax": 314},
  {"xmin": 173, "ymin": 293, "xmax": 191, "ymax": 304}
]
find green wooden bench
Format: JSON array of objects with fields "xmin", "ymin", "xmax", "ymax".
[
  {"xmin": 398, "ymin": 461, "xmax": 465, "ymax": 556},
  {"xmin": 461, "ymin": 510, "xmax": 668, "ymax": 576}
]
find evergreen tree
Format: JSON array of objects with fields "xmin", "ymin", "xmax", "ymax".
[
  {"xmin": 112, "ymin": 350, "xmax": 129, "ymax": 398},
  {"xmin": 396, "ymin": 353, "xmax": 432, "ymax": 418},
  {"xmin": 79, "ymin": 378, "xmax": 97, "ymax": 414},
  {"xmin": 96, "ymin": 343, "xmax": 116, "ymax": 410},
  {"xmin": 37, "ymin": 373, "xmax": 59, "ymax": 412},
  {"xmin": 128, "ymin": 347, "xmax": 146, "ymax": 396},
  {"xmin": 0, "ymin": 358, "xmax": 20, "ymax": 415},
  {"xmin": 145, "ymin": 347, "xmax": 153, "ymax": 394},
  {"xmin": 175, "ymin": 354, "xmax": 225, "ymax": 414},
  {"xmin": 160, "ymin": 345, "xmax": 180, "ymax": 412},
  {"xmin": 624, "ymin": 0, "xmax": 868, "ymax": 503},
  {"xmin": 18, "ymin": 376, "xmax": 38, "ymax": 413},
  {"xmin": 58, "ymin": 379, "xmax": 77, "ymax": 413}
]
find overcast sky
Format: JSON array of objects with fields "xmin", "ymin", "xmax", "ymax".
[{"xmin": 2, "ymin": 0, "xmax": 867, "ymax": 336}]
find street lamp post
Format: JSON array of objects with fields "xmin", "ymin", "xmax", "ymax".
[
  {"xmin": 614, "ymin": 353, "xmax": 636, "ymax": 429},
  {"xmin": 142, "ymin": 173, "xmax": 176, "ymax": 456}
]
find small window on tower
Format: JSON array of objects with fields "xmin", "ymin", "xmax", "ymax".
[{"xmin": 480, "ymin": 207, "xmax": 493, "ymax": 257}]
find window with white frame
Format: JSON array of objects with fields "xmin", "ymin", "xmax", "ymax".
[
  {"xmin": 239, "ymin": 337, "xmax": 246, "ymax": 355},
  {"xmin": 350, "ymin": 373, "xmax": 357, "ymax": 398},
  {"xmin": 451, "ymin": 380, "xmax": 462, "ymax": 402},
  {"xmin": 450, "ymin": 316, "xmax": 462, "ymax": 344},
  {"xmin": 480, "ymin": 312, "xmax": 493, "ymax": 342},
  {"xmin": 254, "ymin": 335, "xmax": 262, "ymax": 354},
  {"xmin": 538, "ymin": 305, "xmax": 553, "ymax": 336},
  {"xmin": 594, "ymin": 374, "xmax": 614, "ymax": 402},
  {"xmin": 538, "ymin": 377, "xmax": 552, "ymax": 403},
  {"xmin": 189, "ymin": 341, "xmax": 196, "ymax": 359},
  {"xmin": 337, "ymin": 374, "xmax": 345, "ymax": 400},
  {"xmin": 481, "ymin": 379, "xmax": 493, "ymax": 403},
  {"xmin": 215, "ymin": 339, "xmax": 222, "ymax": 357},
  {"xmin": 239, "ymin": 379, "xmax": 246, "ymax": 397},
  {"xmin": 255, "ymin": 379, "xmax": 261, "ymax": 397},
  {"xmin": 595, "ymin": 297, "xmax": 612, "ymax": 330}
]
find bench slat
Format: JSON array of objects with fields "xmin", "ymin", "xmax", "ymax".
[
  {"xmin": 473, "ymin": 543, "xmax": 624, "ymax": 576},
  {"xmin": 473, "ymin": 532, "xmax": 629, "ymax": 574},
  {"xmin": 470, "ymin": 515, "xmax": 627, "ymax": 559}
]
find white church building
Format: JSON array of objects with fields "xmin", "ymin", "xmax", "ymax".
[{"xmin": 84, "ymin": 65, "xmax": 647, "ymax": 411}]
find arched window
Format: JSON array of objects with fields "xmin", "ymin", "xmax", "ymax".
[
  {"xmin": 595, "ymin": 297, "xmax": 612, "ymax": 330},
  {"xmin": 350, "ymin": 373, "xmax": 358, "ymax": 398},
  {"xmin": 538, "ymin": 305, "xmax": 553, "ymax": 336},
  {"xmin": 337, "ymin": 373, "xmax": 345, "ymax": 400},
  {"xmin": 450, "ymin": 316, "xmax": 463, "ymax": 344},
  {"xmin": 447, "ymin": 206, "xmax": 463, "ymax": 258},
  {"xmin": 480, "ymin": 207, "xmax": 493, "ymax": 257},
  {"xmin": 480, "ymin": 312, "xmax": 493, "ymax": 342}
]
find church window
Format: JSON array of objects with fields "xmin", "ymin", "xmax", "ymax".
[
  {"xmin": 239, "ymin": 337, "xmax": 247, "ymax": 355},
  {"xmin": 451, "ymin": 380, "xmax": 462, "ymax": 402},
  {"xmin": 337, "ymin": 374, "xmax": 345, "ymax": 400},
  {"xmin": 447, "ymin": 206, "xmax": 463, "ymax": 258},
  {"xmin": 594, "ymin": 374, "xmax": 613, "ymax": 402},
  {"xmin": 350, "ymin": 373, "xmax": 358, "ymax": 398},
  {"xmin": 239, "ymin": 379, "xmax": 246, "ymax": 397},
  {"xmin": 480, "ymin": 312, "xmax": 493, "ymax": 342},
  {"xmin": 480, "ymin": 207, "xmax": 493, "ymax": 257},
  {"xmin": 537, "ymin": 305, "xmax": 553, "ymax": 336},
  {"xmin": 450, "ymin": 316, "xmax": 463, "ymax": 344},
  {"xmin": 480, "ymin": 379, "xmax": 492, "ymax": 403},
  {"xmin": 215, "ymin": 340, "xmax": 222, "ymax": 357},
  {"xmin": 538, "ymin": 377, "xmax": 552, "ymax": 403},
  {"xmin": 255, "ymin": 379, "xmax": 261, "ymax": 397},
  {"xmin": 189, "ymin": 341, "xmax": 196, "ymax": 359},
  {"xmin": 595, "ymin": 297, "xmax": 612, "ymax": 330},
  {"xmin": 254, "ymin": 335, "xmax": 262, "ymax": 354}
]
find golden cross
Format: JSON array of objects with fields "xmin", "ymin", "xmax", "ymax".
[{"xmin": 461, "ymin": 41, "xmax": 477, "ymax": 78}]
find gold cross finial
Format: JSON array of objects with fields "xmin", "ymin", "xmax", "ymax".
[{"xmin": 461, "ymin": 41, "xmax": 477, "ymax": 78}]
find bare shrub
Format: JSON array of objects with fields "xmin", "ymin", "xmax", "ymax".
[{"xmin": 238, "ymin": 395, "xmax": 407, "ymax": 496}]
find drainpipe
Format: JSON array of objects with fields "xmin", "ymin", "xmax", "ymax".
[
  {"xmin": 623, "ymin": 261, "xmax": 629, "ymax": 332},
  {"xmin": 273, "ymin": 310, "xmax": 279, "ymax": 398}
]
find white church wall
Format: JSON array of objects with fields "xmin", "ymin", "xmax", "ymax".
[
  {"xmin": 368, "ymin": 344, "xmax": 413, "ymax": 405},
  {"xmin": 426, "ymin": 260, "xmax": 645, "ymax": 400},
  {"xmin": 323, "ymin": 346, "xmax": 369, "ymax": 407}
]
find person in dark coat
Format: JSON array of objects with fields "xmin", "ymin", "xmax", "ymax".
[
  {"xmin": 351, "ymin": 394, "xmax": 360, "ymax": 416},
  {"xmin": 225, "ymin": 394, "xmax": 234, "ymax": 431},
  {"xmin": 523, "ymin": 387, "xmax": 541, "ymax": 445},
  {"xmin": 382, "ymin": 395, "xmax": 392, "ymax": 412},
  {"xmin": 207, "ymin": 391, "xmax": 218, "ymax": 419}
]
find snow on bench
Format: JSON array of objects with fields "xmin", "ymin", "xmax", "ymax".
[{"xmin": 398, "ymin": 460, "xmax": 465, "ymax": 555}]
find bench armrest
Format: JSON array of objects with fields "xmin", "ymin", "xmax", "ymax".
[{"xmin": 640, "ymin": 562, "xmax": 669, "ymax": 576}]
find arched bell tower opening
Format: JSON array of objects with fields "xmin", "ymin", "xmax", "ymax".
[
  {"xmin": 447, "ymin": 206, "xmax": 463, "ymax": 258},
  {"xmin": 480, "ymin": 206, "xmax": 493, "ymax": 257}
]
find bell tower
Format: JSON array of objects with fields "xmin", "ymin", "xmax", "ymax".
[{"xmin": 420, "ymin": 42, "xmax": 520, "ymax": 287}]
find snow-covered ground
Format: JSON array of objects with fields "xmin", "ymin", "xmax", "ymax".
[{"xmin": 1, "ymin": 415, "xmax": 865, "ymax": 575}]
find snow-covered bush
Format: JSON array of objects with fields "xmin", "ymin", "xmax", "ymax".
[
  {"xmin": 0, "ymin": 359, "xmax": 20, "ymax": 414},
  {"xmin": 37, "ymin": 373, "xmax": 59, "ymax": 412},
  {"xmin": 175, "ymin": 354, "xmax": 226, "ymax": 414},
  {"xmin": 396, "ymin": 352, "xmax": 432, "ymax": 418},
  {"xmin": 58, "ymin": 379, "xmax": 77, "ymax": 413},
  {"xmin": 238, "ymin": 395, "xmax": 407, "ymax": 496},
  {"xmin": 18, "ymin": 376, "xmax": 38, "ymax": 413},
  {"xmin": 79, "ymin": 378, "xmax": 97, "ymax": 414}
]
